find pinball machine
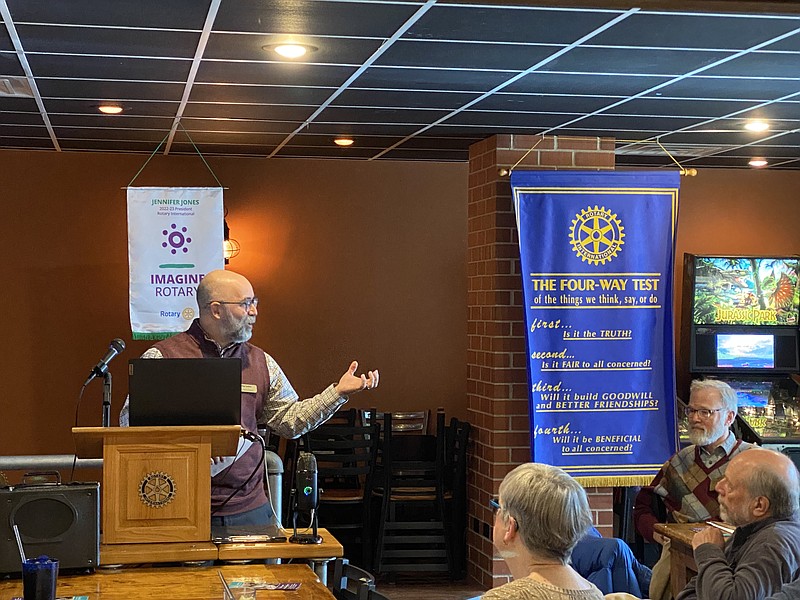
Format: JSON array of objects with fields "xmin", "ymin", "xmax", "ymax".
[{"xmin": 679, "ymin": 254, "xmax": 800, "ymax": 460}]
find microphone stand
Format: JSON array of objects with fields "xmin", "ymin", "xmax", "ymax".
[
  {"xmin": 289, "ymin": 506, "xmax": 321, "ymax": 544},
  {"xmin": 102, "ymin": 371, "xmax": 112, "ymax": 428}
]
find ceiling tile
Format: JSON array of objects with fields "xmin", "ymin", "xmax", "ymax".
[
  {"xmin": 16, "ymin": 24, "xmax": 200, "ymax": 58},
  {"xmin": 213, "ymin": 0, "xmax": 422, "ymax": 37},
  {"xmin": 196, "ymin": 60, "xmax": 356, "ymax": 86},
  {"xmin": 0, "ymin": 51, "xmax": 25, "ymax": 76},
  {"xmin": 36, "ymin": 78, "xmax": 185, "ymax": 101},
  {"xmin": 7, "ymin": 0, "xmax": 209, "ymax": 29},
  {"xmin": 335, "ymin": 88, "xmax": 479, "ymax": 109},
  {"xmin": 27, "ymin": 54, "xmax": 191, "ymax": 81},
  {"xmin": 356, "ymin": 66, "xmax": 512, "ymax": 91},
  {"xmin": 406, "ymin": 5, "xmax": 622, "ymax": 44},
  {"xmin": 189, "ymin": 83, "xmax": 334, "ymax": 105},
  {"xmin": 588, "ymin": 12, "xmax": 800, "ymax": 50},
  {"xmin": 374, "ymin": 40, "xmax": 560, "ymax": 71}
]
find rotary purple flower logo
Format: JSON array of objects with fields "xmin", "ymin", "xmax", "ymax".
[{"xmin": 162, "ymin": 223, "xmax": 192, "ymax": 255}]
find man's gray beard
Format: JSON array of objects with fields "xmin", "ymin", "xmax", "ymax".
[
  {"xmin": 689, "ymin": 423, "xmax": 727, "ymax": 447},
  {"xmin": 230, "ymin": 324, "xmax": 252, "ymax": 343}
]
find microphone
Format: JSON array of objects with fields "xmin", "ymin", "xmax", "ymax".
[
  {"xmin": 289, "ymin": 451, "xmax": 322, "ymax": 544},
  {"xmin": 84, "ymin": 338, "xmax": 126, "ymax": 386},
  {"xmin": 295, "ymin": 452, "xmax": 318, "ymax": 512}
]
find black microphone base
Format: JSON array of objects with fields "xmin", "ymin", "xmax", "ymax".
[{"xmin": 288, "ymin": 534, "xmax": 322, "ymax": 544}]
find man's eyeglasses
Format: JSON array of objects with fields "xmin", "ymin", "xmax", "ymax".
[
  {"xmin": 684, "ymin": 406, "xmax": 725, "ymax": 419},
  {"xmin": 210, "ymin": 297, "xmax": 259, "ymax": 311},
  {"xmin": 489, "ymin": 498, "xmax": 501, "ymax": 514}
]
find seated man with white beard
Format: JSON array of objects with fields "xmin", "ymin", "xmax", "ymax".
[{"xmin": 634, "ymin": 379, "xmax": 755, "ymax": 599}]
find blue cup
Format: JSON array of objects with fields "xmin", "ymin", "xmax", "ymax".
[{"xmin": 22, "ymin": 555, "xmax": 58, "ymax": 600}]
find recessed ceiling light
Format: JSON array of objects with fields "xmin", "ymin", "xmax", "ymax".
[
  {"xmin": 744, "ymin": 120, "xmax": 769, "ymax": 132},
  {"xmin": 334, "ymin": 137, "xmax": 354, "ymax": 147},
  {"xmin": 749, "ymin": 158, "xmax": 768, "ymax": 168},
  {"xmin": 97, "ymin": 104, "xmax": 123, "ymax": 115},
  {"xmin": 263, "ymin": 43, "xmax": 318, "ymax": 59}
]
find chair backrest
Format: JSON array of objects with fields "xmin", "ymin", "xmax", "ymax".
[
  {"xmin": 375, "ymin": 411, "xmax": 446, "ymax": 498},
  {"xmin": 365, "ymin": 410, "xmax": 430, "ymax": 434},
  {"xmin": 330, "ymin": 557, "xmax": 376, "ymax": 600},
  {"xmin": 307, "ymin": 418, "xmax": 380, "ymax": 495},
  {"xmin": 444, "ymin": 417, "xmax": 471, "ymax": 489},
  {"xmin": 325, "ymin": 407, "xmax": 360, "ymax": 427}
]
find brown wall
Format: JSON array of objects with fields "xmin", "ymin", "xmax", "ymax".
[
  {"xmin": 0, "ymin": 149, "xmax": 468, "ymax": 457},
  {"xmin": 3, "ymin": 148, "xmax": 800, "ymax": 466}
]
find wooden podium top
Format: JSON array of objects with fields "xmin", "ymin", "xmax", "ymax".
[{"xmin": 72, "ymin": 426, "xmax": 241, "ymax": 458}]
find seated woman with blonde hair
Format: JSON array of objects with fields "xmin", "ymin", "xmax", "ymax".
[{"xmin": 483, "ymin": 462, "xmax": 605, "ymax": 600}]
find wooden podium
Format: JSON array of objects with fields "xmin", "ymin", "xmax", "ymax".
[{"xmin": 73, "ymin": 426, "xmax": 239, "ymax": 546}]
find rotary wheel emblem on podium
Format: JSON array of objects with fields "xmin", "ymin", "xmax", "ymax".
[{"xmin": 139, "ymin": 471, "xmax": 176, "ymax": 508}]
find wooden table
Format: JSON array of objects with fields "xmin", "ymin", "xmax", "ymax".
[
  {"xmin": 653, "ymin": 522, "xmax": 708, "ymax": 597},
  {"xmin": 0, "ymin": 564, "xmax": 333, "ymax": 600}
]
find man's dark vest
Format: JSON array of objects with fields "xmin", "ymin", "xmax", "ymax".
[{"xmin": 154, "ymin": 319, "xmax": 270, "ymax": 516}]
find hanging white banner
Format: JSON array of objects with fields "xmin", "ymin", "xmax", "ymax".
[{"xmin": 127, "ymin": 187, "xmax": 224, "ymax": 340}]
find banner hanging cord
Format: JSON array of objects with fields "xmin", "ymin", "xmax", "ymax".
[
  {"xmin": 126, "ymin": 123, "xmax": 225, "ymax": 188},
  {"xmin": 127, "ymin": 131, "xmax": 170, "ymax": 188},
  {"xmin": 506, "ymin": 136, "xmax": 544, "ymax": 175},
  {"xmin": 618, "ymin": 138, "xmax": 697, "ymax": 176},
  {"xmin": 501, "ymin": 136, "xmax": 697, "ymax": 176},
  {"xmin": 178, "ymin": 121, "xmax": 224, "ymax": 188}
]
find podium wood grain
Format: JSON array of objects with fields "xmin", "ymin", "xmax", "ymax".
[
  {"xmin": 0, "ymin": 564, "xmax": 334, "ymax": 600},
  {"xmin": 72, "ymin": 426, "xmax": 240, "ymax": 544}
]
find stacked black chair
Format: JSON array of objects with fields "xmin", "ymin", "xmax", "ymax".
[
  {"xmin": 443, "ymin": 416, "xmax": 471, "ymax": 579},
  {"xmin": 307, "ymin": 409, "xmax": 380, "ymax": 568},
  {"xmin": 372, "ymin": 411, "xmax": 453, "ymax": 576}
]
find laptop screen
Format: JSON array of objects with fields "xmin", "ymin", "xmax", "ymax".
[{"xmin": 128, "ymin": 358, "xmax": 242, "ymax": 426}]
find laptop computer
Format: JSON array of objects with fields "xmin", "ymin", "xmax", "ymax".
[{"xmin": 128, "ymin": 358, "xmax": 242, "ymax": 426}]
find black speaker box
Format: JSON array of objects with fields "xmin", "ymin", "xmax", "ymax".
[{"xmin": 0, "ymin": 482, "xmax": 99, "ymax": 574}]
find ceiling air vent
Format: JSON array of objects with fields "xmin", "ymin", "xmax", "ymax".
[
  {"xmin": 0, "ymin": 76, "xmax": 33, "ymax": 97},
  {"xmin": 615, "ymin": 142, "xmax": 733, "ymax": 159}
]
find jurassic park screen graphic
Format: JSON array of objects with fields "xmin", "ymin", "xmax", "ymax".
[{"xmin": 693, "ymin": 257, "xmax": 800, "ymax": 326}]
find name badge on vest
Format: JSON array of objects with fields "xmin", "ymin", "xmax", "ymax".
[{"xmin": 241, "ymin": 384, "xmax": 258, "ymax": 394}]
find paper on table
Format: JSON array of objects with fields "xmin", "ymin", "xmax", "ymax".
[{"xmin": 211, "ymin": 437, "xmax": 252, "ymax": 477}]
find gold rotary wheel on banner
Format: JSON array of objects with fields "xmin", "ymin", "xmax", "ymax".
[
  {"xmin": 139, "ymin": 471, "xmax": 176, "ymax": 508},
  {"xmin": 569, "ymin": 205, "xmax": 625, "ymax": 266}
]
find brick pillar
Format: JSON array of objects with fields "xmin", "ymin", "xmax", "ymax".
[{"xmin": 466, "ymin": 134, "xmax": 616, "ymax": 588}]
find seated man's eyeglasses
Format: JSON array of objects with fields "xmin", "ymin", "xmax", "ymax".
[
  {"xmin": 210, "ymin": 297, "xmax": 259, "ymax": 311},
  {"xmin": 684, "ymin": 406, "xmax": 724, "ymax": 419}
]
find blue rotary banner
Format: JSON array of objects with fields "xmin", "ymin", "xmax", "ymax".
[{"xmin": 511, "ymin": 170, "xmax": 679, "ymax": 485}]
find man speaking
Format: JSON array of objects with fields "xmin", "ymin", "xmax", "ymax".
[{"xmin": 120, "ymin": 269, "xmax": 379, "ymax": 527}]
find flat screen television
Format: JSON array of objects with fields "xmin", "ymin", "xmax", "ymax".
[
  {"xmin": 692, "ymin": 256, "xmax": 800, "ymax": 326},
  {"xmin": 716, "ymin": 333, "xmax": 775, "ymax": 369},
  {"xmin": 692, "ymin": 326, "xmax": 799, "ymax": 373}
]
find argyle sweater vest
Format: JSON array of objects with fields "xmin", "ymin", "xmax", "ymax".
[
  {"xmin": 154, "ymin": 320, "xmax": 270, "ymax": 516},
  {"xmin": 654, "ymin": 439, "xmax": 754, "ymax": 523}
]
